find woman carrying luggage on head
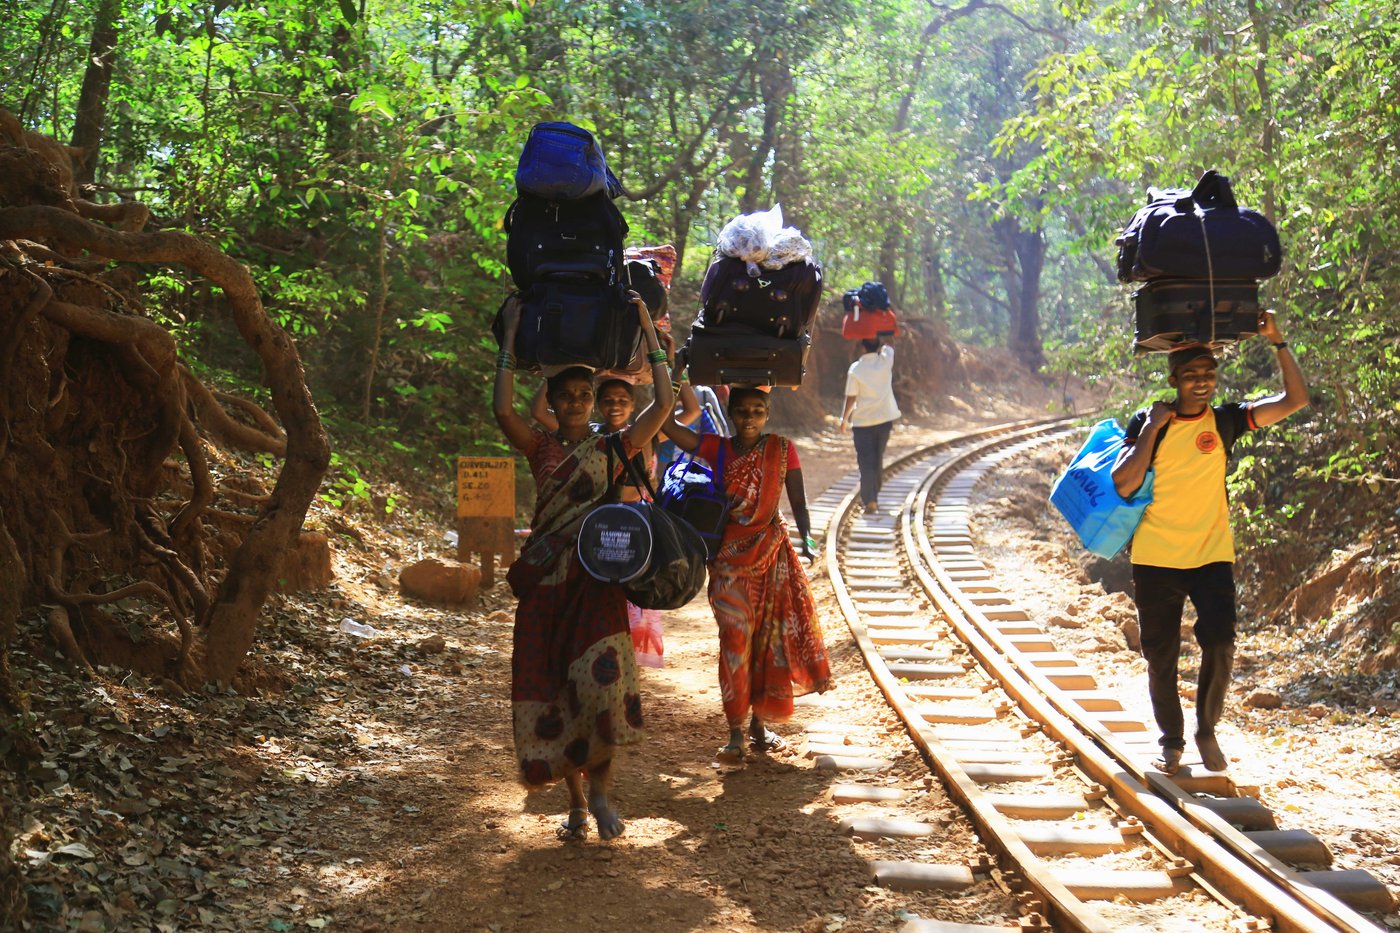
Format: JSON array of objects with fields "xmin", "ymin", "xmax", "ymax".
[
  {"xmin": 663, "ymin": 383, "xmax": 831, "ymax": 763},
  {"xmin": 494, "ymin": 290, "xmax": 674, "ymax": 841},
  {"xmin": 535, "ymin": 373, "xmax": 678, "ymax": 669}
]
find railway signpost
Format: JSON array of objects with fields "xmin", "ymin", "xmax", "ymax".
[{"xmin": 456, "ymin": 456, "xmax": 515, "ymax": 588}]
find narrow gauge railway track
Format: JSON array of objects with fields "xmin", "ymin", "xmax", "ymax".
[{"xmin": 811, "ymin": 421, "xmax": 1394, "ymax": 933}]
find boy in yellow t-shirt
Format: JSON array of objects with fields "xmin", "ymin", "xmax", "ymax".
[{"xmin": 1111, "ymin": 310, "xmax": 1308, "ymax": 775}]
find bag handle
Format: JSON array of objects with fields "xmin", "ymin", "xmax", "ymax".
[
  {"xmin": 1189, "ymin": 169, "xmax": 1238, "ymax": 210},
  {"xmin": 607, "ymin": 433, "xmax": 659, "ymax": 502}
]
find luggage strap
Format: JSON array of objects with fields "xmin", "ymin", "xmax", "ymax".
[{"xmin": 1195, "ymin": 206, "xmax": 1217, "ymax": 344}]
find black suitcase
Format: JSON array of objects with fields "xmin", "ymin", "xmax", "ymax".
[
  {"xmin": 1132, "ymin": 279, "xmax": 1260, "ymax": 354},
  {"xmin": 698, "ymin": 256, "xmax": 823, "ymax": 338},
  {"xmin": 1116, "ymin": 170, "xmax": 1281, "ymax": 283},
  {"xmin": 683, "ymin": 323, "xmax": 810, "ymax": 387},
  {"xmin": 492, "ymin": 281, "xmax": 640, "ymax": 371}
]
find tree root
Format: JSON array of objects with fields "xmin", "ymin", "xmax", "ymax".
[
  {"xmin": 1, "ymin": 193, "xmax": 327, "ymax": 687},
  {"xmin": 45, "ymin": 605, "xmax": 92, "ymax": 673},
  {"xmin": 181, "ymin": 365, "xmax": 287, "ymax": 456}
]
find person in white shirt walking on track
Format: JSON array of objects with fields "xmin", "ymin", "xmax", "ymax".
[{"xmin": 839, "ymin": 336, "xmax": 902, "ymax": 515}]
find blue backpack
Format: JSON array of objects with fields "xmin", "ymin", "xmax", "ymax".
[
  {"xmin": 658, "ymin": 441, "xmax": 730, "ymax": 562},
  {"xmin": 514, "ymin": 122, "xmax": 623, "ymax": 200},
  {"xmin": 1049, "ymin": 419, "xmax": 1154, "ymax": 559}
]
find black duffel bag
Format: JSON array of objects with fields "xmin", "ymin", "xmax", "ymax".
[
  {"xmin": 577, "ymin": 435, "xmax": 706, "ymax": 610},
  {"xmin": 491, "ymin": 283, "xmax": 640, "ymax": 372},
  {"xmin": 1116, "ymin": 170, "xmax": 1282, "ymax": 283},
  {"xmin": 698, "ymin": 255, "xmax": 824, "ymax": 338}
]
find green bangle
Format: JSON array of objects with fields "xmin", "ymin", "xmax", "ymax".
[{"xmin": 646, "ymin": 348, "xmax": 667, "ymax": 365}]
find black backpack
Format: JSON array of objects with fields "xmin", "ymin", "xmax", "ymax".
[
  {"xmin": 491, "ymin": 285, "xmax": 639, "ymax": 371},
  {"xmin": 857, "ymin": 281, "xmax": 889, "ymax": 310},
  {"xmin": 505, "ymin": 191, "xmax": 628, "ymax": 292},
  {"xmin": 1116, "ymin": 171, "xmax": 1281, "ymax": 283}
]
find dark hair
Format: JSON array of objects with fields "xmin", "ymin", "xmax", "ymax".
[
  {"xmin": 545, "ymin": 366, "xmax": 595, "ymax": 402},
  {"xmin": 595, "ymin": 378, "xmax": 634, "ymax": 399},
  {"xmin": 861, "ymin": 338, "xmax": 881, "ymax": 354},
  {"xmin": 727, "ymin": 387, "xmax": 770, "ymax": 412},
  {"xmin": 626, "ymin": 260, "xmax": 669, "ymax": 319}
]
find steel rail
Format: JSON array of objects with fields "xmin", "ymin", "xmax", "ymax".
[{"xmin": 823, "ymin": 421, "xmax": 1390, "ymax": 933}]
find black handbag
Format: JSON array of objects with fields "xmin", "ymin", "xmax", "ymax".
[
  {"xmin": 577, "ymin": 435, "xmax": 706, "ymax": 610},
  {"xmin": 658, "ymin": 439, "xmax": 730, "ymax": 562}
]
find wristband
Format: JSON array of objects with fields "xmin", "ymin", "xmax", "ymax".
[
  {"xmin": 646, "ymin": 348, "xmax": 668, "ymax": 365},
  {"xmin": 804, "ymin": 536, "xmax": 817, "ymax": 552},
  {"xmin": 1272, "ymin": 341, "xmax": 1288, "ymax": 349}
]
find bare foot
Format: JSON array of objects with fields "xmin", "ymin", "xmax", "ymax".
[
  {"xmin": 556, "ymin": 807, "xmax": 589, "ymax": 841},
  {"xmin": 1154, "ymin": 747, "xmax": 1183, "ymax": 775},
  {"xmin": 1196, "ymin": 734, "xmax": 1227, "ymax": 771},
  {"xmin": 588, "ymin": 795, "xmax": 625, "ymax": 840}
]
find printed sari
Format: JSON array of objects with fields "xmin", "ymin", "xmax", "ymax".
[
  {"xmin": 705, "ymin": 435, "xmax": 830, "ymax": 726},
  {"xmin": 507, "ymin": 428, "xmax": 643, "ymax": 787}
]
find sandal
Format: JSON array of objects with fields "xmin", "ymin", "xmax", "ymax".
[
  {"xmin": 1154, "ymin": 747, "xmax": 1183, "ymax": 775},
  {"xmin": 750, "ymin": 731, "xmax": 788, "ymax": 754},
  {"xmin": 715, "ymin": 743, "xmax": 747, "ymax": 764},
  {"xmin": 556, "ymin": 807, "xmax": 589, "ymax": 841}
]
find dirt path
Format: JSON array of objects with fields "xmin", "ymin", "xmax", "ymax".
[
  {"xmin": 15, "ymin": 401, "xmax": 1397, "ymax": 931},
  {"xmin": 320, "ymin": 420, "xmax": 1009, "ymax": 932}
]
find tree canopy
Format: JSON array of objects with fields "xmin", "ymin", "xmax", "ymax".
[{"xmin": 2, "ymin": 0, "xmax": 1397, "ymax": 697}]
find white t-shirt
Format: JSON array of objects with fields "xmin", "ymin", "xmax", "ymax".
[{"xmin": 844, "ymin": 346, "xmax": 901, "ymax": 427}]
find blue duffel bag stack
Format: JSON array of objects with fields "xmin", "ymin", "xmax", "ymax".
[
  {"xmin": 491, "ymin": 121, "xmax": 639, "ymax": 371},
  {"xmin": 1115, "ymin": 170, "xmax": 1281, "ymax": 354}
]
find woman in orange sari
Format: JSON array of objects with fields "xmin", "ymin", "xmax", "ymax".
[
  {"xmin": 664, "ymin": 387, "xmax": 831, "ymax": 761},
  {"xmin": 494, "ymin": 293, "xmax": 673, "ymax": 840}
]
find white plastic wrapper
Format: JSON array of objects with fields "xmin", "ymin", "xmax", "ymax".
[
  {"xmin": 760, "ymin": 227, "xmax": 813, "ymax": 270},
  {"xmin": 716, "ymin": 204, "xmax": 786, "ymax": 275}
]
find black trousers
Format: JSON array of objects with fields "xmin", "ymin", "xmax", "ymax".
[
  {"xmin": 1132, "ymin": 562, "xmax": 1237, "ymax": 751},
  {"xmin": 852, "ymin": 420, "xmax": 894, "ymax": 506}
]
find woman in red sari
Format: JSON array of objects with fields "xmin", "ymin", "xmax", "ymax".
[
  {"xmin": 494, "ymin": 293, "xmax": 673, "ymax": 840},
  {"xmin": 664, "ymin": 387, "xmax": 831, "ymax": 761}
]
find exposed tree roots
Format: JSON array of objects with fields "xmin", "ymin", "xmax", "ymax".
[{"xmin": 0, "ymin": 111, "xmax": 329, "ymax": 707}]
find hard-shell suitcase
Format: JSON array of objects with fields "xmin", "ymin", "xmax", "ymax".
[
  {"xmin": 698, "ymin": 256, "xmax": 823, "ymax": 338},
  {"xmin": 1116, "ymin": 170, "xmax": 1281, "ymax": 283},
  {"xmin": 683, "ymin": 324, "xmax": 810, "ymax": 387},
  {"xmin": 1132, "ymin": 279, "xmax": 1260, "ymax": 354}
]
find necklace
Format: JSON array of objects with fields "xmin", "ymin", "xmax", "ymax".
[
  {"xmin": 730, "ymin": 434, "xmax": 763, "ymax": 457},
  {"xmin": 555, "ymin": 428, "xmax": 592, "ymax": 447}
]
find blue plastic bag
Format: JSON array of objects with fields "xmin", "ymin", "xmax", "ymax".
[
  {"xmin": 1049, "ymin": 419, "xmax": 1154, "ymax": 559},
  {"xmin": 515, "ymin": 122, "xmax": 622, "ymax": 200}
]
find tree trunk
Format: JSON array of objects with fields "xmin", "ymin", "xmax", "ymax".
[
  {"xmin": 1246, "ymin": 0, "xmax": 1278, "ymax": 220},
  {"xmin": 993, "ymin": 212, "xmax": 1048, "ymax": 372},
  {"xmin": 69, "ymin": 0, "xmax": 122, "ymax": 187}
]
